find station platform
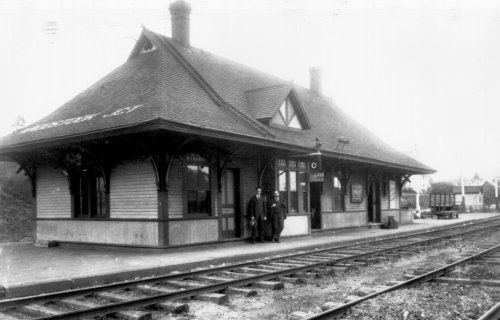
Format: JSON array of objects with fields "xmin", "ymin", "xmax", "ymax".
[{"xmin": 1, "ymin": 212, "xmax": 498, "ymax": 299}]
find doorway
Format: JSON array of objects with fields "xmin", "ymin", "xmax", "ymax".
[
  {"xmin": 310, "ymin": 181, "xmax": 322, "ymax": 229},
  {"xmin": 367, "ymin": 179, "xmax": 381, "ymax": 223},
  {"xmin": 221, "ymin": 168, "xmax": 241, "ymax": 238}
]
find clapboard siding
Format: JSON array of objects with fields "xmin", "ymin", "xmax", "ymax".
[
  {"xmin": 321, "ymin": 174, "xmax": 333, "ymax": 212},
  {"xmin": 168, "ymin": 159, "xmax": 184, "ymax": 219},
  {"xmin": 37, "ymin": 220, "xmax": 159, "ymax": 246},
  {"xmin": 37, "ymin": 166, "xmax": 71, "ymax": 218},
  {"xmin": 110, "ymin": 160, "xmax": 157, "ymax": 219}
]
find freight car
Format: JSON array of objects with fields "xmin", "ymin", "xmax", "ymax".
[{"xmin": 429, "ymin": 194, "xmax": 460, "ymax": 219}]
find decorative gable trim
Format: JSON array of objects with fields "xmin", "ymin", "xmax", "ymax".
[
  {"xmin": 269, "ymin": 89, "xmax": 311, "ymax": 130},
  {"xmin": 271, "ymin": 96, "xmax": 303, "ymax": 129},
  {"xmin": 245, "ymin": 85, "xmax": 311, "ymax": 130}
]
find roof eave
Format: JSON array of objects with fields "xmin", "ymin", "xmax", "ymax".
[{"xmin": 0, "ymin": 120, "xmax": 435, "ymax": 175}]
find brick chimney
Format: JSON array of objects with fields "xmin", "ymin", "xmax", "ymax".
[
  {"xmin": 169, "ymin": 0, "xmax": 192, "ymax": 47},
  {"xmin": 309, "ymin": 66, "xmax": 322, "ymax": 95}
]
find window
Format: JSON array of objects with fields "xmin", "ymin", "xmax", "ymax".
[
  {"xmin": 140, "ymin": 38, "xmax": 157, "ymax": 53},
  {"xmin": 277, "ymin": 159, "xmax": 308, "ymax": 213},
  {"xmin": 278, "ymin": 170, "xmax": 288, "ymax": 206},
  {"xmin": 271, "ymin": 97, "xmax": 303, "ymax": 129},
  {"xmin": 74, "ymin": 169, "xmax": 107, "ymax": 218},
  {"xmin": 389, "ymin": 180, "xmax": 397, "ymax": 208},
  {"xmin": 185, "ymin": 154, "xmax": 211, "ymax": 215},
  {"xmin": 333, "ymin": 176, "xmax": 344, "ymax": 211},
  {"xmin": 299, "ymin": 171, "xmax": 308, "ymax": 212},
  {"xmin": 289, "ymin": 170, "xmax": 298, "ymax": 212},
  {"xmin": 221, "ymin": 169, "xmax": 235, "ymax": 206}
]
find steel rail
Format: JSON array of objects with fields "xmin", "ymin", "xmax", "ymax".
[
  {"xmin": 306, "ymin": 243, "xmax": 500, "ymax": 319},
  {"xmin": 1, "ymin": 218, "xmax": 496, "ymax": 310},
  {"xmin": 18, "ymin": 223, "xmax": 500, "ymax": 320},
  {"xmin": 1, "ymin": 218, "xmax": 499, "ymax": 319},
  {"xmin": 478, "ymin": 301, "xmax": 500, "ymax": 320}
]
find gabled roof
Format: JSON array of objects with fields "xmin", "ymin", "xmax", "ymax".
[
  {"xmin": 246, "ymin": 84, "xmax": 311, "ymax": 130},
  {"xmin": 452, "ymin": 186, "xmax": 483, "ymax": 194},
  {"xmin": 0, "ymin": 27, "xmax": 434, "ymax": 174}
]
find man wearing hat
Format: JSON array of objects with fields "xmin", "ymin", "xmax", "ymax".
[
  {"xmin": 269, "ymin": 190, "xmax": 287, "ymax": 243},
  {"xmin": 247, "ymin": 187, "xmax": 267, "ymax": 244}
]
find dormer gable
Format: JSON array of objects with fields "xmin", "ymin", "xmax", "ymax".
[
  {"xmin": 271, "ymin": 95, "xmax": 303, "ymax": 129},
  {"xmin": 127, "ymin": 31, "xmax": 158, "ymax": 60},
  {"xmin": 245, "ymin": 84, "xmax": 311, "ymax": 130}
]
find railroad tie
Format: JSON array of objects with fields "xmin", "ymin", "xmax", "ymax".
[
  {"xmin": 282, "ymin": 259, "xmax": 310, "ymax": 266},
  {"xmin": 134, "ymin": 285, "xmax": 189, "ymax": 313},
  {"xmin": 195, "ymin": 293, "xmax": 228, "ymax": 305},
  {"xmin": 385, "ymin": 280, "xmax": 403, "ymax": 286},
  {"xmin": 135, "ymin": 284, "xmax": 175, "ymax": 295},
  {"xmin": 344, "ymin": 295, "xmax": 362, "ymax": 303},
  {"xmin": 355, "ymin": 288, "xmax": 377, "ymax": 297},
  {"xmin": 0, "ymin": 312, "xmax": 22, "ymax": 320},
  {"xmin": 278, "ymin": 276, "xmax": 307, "ymax": 284},
  {"xmin": 253, "ymin": 281, "xmax": 285, "ymax": 290},
  {"xmin": 224, "ymin": 287, "xmax": 258, "ymax": 296},
  {"xmin": 220, "ymin": 270, "xmax": 258, "ymax": 278},
  {"xmin": 93, "ymin": 292, "xmax": 152, "ymax": 320},
  {"xmin": 332, "ymin": 263, "xmax": 359, "ymax": 272},
  {"xmin": 476, "ymin": 257, "xmax": 500, "ymax": 265},
  {"xmin": 236, "ymin": 267, "xmax": 272, "ymax": 274},
  {"xmin": 294, "ymin": 257, "xmax": 330, "ymax": 263},
  {"xmin": 433, "ymin": 278, "xmax": 500, "ymax": 287},
  {"xmin": 163, "ymin": 280, "xmax": 206, "ymax": 289},
  {"xmin": 59, "ymin": 297, "xmax": 152, "ymax": 320},
  {"xmin": 268, "ymin": 261, "xmax": 305, "ymax": 268},
  {"xmin": 314, "ymin": 266, "xmax": 337, "ymax": 276},
  {"xmin": 255, "ymin": 264, "xmax": 288, "ymax": 271},
  {"xmin": 295, "ymin": 271, "xmax": 322, "ymax": 279},
  {"xmin": 155, "ymin": 301, "xmax": 190, "ymax": 314},
  {"xmin": 355, "ymin": 257, "xmax": 382, "ymax": 264},
  {"xmin": 20, "ymin": 304, "xmax": 63, "ymax": 317},
  {"xmin": 321, "ymin": 301, "xmax": 344, "ymax": 311},
  {"xmin": 193, "ymin": 275, "xmax": 230, "ymax": 283}
]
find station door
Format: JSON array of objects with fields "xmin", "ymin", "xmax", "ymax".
[{"xmin": 221, "ymin": 169, "xmax": 241, "ymax": 238}]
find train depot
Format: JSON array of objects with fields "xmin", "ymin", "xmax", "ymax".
[{"xmin": 0, "ymin": 0, "xmax": 434, "ymax": 248}]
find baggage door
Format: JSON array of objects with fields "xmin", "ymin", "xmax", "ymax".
[{"xmin": 221, "ymin": 169, "xmax": 240, "ymax": 238}]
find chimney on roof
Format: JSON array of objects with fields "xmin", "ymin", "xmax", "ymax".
[
  {"xmin": 309, "ymin": 66, "xmax": 322, "ymax": 95},
  {"xmin": 169, "ymin": 0, "xmax": 192, "ymax": 47}
]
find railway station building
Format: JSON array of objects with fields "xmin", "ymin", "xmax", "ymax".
[{"xmin": 0, "ymin": 1, "xmax": 434, "ymax": 248}]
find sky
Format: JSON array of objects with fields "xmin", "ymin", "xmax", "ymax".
[{"xmin": 0, "ymin": 0, "xmax": 499, "ymax": 183}]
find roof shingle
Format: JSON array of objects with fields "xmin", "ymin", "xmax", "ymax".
[{"xmin": 0, "ymin": 28, "xmax": 434, "ymax": 174}]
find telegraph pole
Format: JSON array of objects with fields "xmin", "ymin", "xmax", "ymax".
[
  {"xmin": 494, "ymin": 178, "xmax": 499, "ymax": 213},
  {"xmin": 461, "ymin": 176, "xmax": 466, "ymax": 212}
]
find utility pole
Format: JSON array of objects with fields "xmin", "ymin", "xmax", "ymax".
[
  {"xmin": 461, "ymin": 176, "xmax": 466, "ymax": 212},
  {"xmin": 494, "ymin": 178, "xmax": 499, "ymax": 213}
]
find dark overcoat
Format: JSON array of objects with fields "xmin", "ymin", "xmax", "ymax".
[{"xmin": 248, "ymin": 195, "xmax": 267, "ymax": 220}]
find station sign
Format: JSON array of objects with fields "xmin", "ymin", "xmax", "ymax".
[{"xmin": 310, "ymin": 172, "xmax": 324, "ymax": 182}]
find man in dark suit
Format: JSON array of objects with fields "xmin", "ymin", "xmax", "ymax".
[
  {"xmin": 269, "ymin": 190, "xmax": 287, "ymax": 243},
  {"xmin": 247, "ymin": 187, "xmax": 267, "ymax": 244}
]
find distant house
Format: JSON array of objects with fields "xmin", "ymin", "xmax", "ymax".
[{"xmin": 453, "ymin": 186, "xmax": 483, "ymax": 211}]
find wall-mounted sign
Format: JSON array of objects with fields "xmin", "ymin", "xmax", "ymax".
[
  {"xmin": 310, "ymin": 172, "xmax": 324, "ymax": 182},
  {"xmin": 350, "ymin": 184, "xmax": 364, "ymax": 203}
]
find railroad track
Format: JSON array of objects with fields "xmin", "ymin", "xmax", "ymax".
[
  {"xmin": 2, "ymin": 217, "xmax": 500, "ymax": 320},
  {"xmin": 305, "ymin": 240, "xmax": 500, "ymax": 319}
]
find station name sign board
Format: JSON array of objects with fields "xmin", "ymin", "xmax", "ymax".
[
  {"xmin": 19, "ymin": 104, "xmax": 143, "ymax": 134},
  {"xmin": 309, "ymin": 172, "xmax": 324, "ymax": 182}
]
